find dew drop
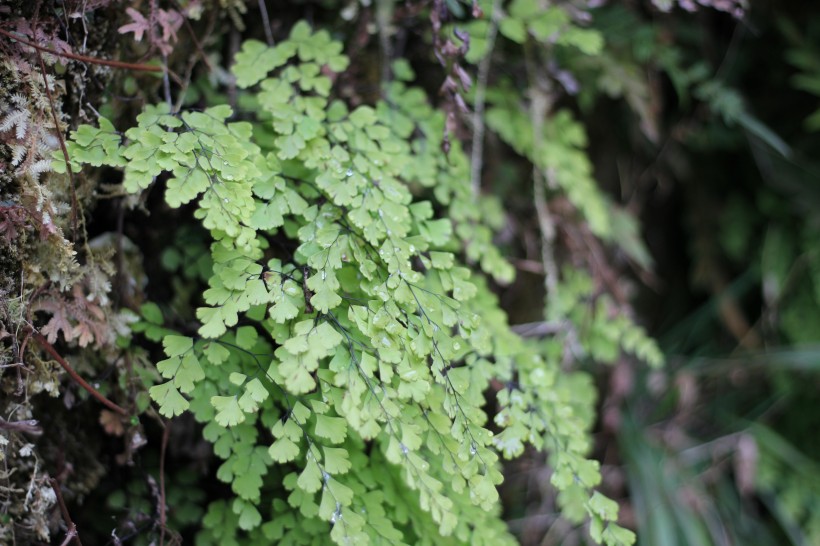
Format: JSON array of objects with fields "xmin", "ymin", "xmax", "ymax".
[
  {"xmin": 409, "ymin": 245, "xmax": 415, "ymax": 253},
  {"xmin": 346, "ymin": 168, "xmax": 353, "ymax": 177},
  {"xmin": 223, "ymin": 198, "xmax": 230, "ymax": 203},
  {"xmin": 321, "ymin": 270, "xmax": 327, "ymax": 280},
  {"xmin": 331, "ymin": 503, "xmax": 343, "ymax": 523},
  {"xmin": 378, "ymin": 209, "xmax": 384, "ymax": 217},
  {"xmin": 470, "ymin": 443, "xmax": 477, "ymax": 455},
  {"xmin": 400, "ymin": 443, "xmax": 409, "ymax": 455}
]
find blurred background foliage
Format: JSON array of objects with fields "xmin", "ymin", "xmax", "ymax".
[
  {"xmin": 425, "ymin": 1, "xmax": 820, "ymax": 545},
  {"xmin": 505, "ymin": 1, "xmax": 820, "ymax": 545}
]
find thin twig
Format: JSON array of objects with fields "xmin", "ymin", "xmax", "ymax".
[
  {"xmin": 24, "ymin": 458, "xmax": 39, "ymax": 510},
  {"xmin": 50, "ymin": 477, "xmax": 83, "ymax": 546},
  {"xmin": 158, "ymin": 421, "xmax": 170, "ymax": 546},
  {"xmin": 227, "ymin": 26, "xmax": 240, "ymax": 111},
  {"xmin": 258, "ymin": 0, "xmax": 275, "ymax": 46},
  {"xmin": 470, "ymin": 0, "xmax": 501, "ymax": 198},
  {"xmin": 377, "ymin": 0, "xmax": 394, "ymax": 91},
  {"xmin": 530, "ymin": 86, "xmax": 559, "ymax": 298},
  {"xmin": 0, "ymin": 27, "xmax": 163, "ymax": 73},
  {"xmin": 0, "ymin": 417, "xmax": 42, "ymax": 436},
  {"xmin": 32, "ymin": 332, "xmax": 129, "ymax": 416},
  {"xmin": 511, "ymin": 321, "xmax": 564, "ymax": 337},
  {"xmin": 36, "ymin": 48, "xmax": 79, "ymax": 238},
  {"xmin": 59, "ymin": 528, "xmax": 79, "ymax": 546},
  {"xmin": 173, "ymin": 6, "xmax": 219, "ymax": 111},
  {"xmin": 169, "ymin": 0, "xmax": 215, "ymax": 70},
  {"xmin": 162, "ymin": 53, "xmax": 173, "ymax": 109}
]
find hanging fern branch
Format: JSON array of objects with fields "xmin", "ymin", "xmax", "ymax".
[{"xmin": 53, "ymin": 16, "xmax": 662, "ymax": 546}]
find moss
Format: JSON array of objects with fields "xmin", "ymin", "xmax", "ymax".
[{"xmin": 0, "ymin": 6, "xmax": 127, "ymax": 543}]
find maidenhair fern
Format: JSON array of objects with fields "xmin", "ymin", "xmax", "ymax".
[{"xmin": 55, "ymin": 20, "xmax": 655, "ymax": 546}]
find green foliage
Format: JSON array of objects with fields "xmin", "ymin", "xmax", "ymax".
[
  {"xmin": 754, "ymin": 424, "xmax": 820, "ymax": 544},
  {"xmin": 56, "ymin": 15, "xmax": 666, "ymax": 546},
  {"xmin": 104, "ymin": 469, "xmax": 205, "ymax": 541},
  {"xmin": 21, "ymin": 1, "xmax": 820, "ymax": 545},
  {"xmin": 781, "ymin": 18, "xmax": 820, "ymax": 132}
]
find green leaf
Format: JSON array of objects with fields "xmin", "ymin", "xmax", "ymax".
[
  {"xmin": 558, "ymin": 27, "xmax": 604, "ymax": 55},
  {"xmin": 269, "ymin": 437, "xmax": 301, "ymax": 463},
  {"xmin": 198, "ymin": 306, "xmax": 227, "ymax": 338},
  {"xmin": 150, "ymin": 381, "xmax": 189, "ymax": 418},
  {"xmin": 349, "ymin": 106, "xmax": 378, "ymax": 128},
  {"xmin": 604, "ymin": 524, "xmax": 636, "ymax": 546},
  {"xmin": 587, "ymin": 491, "xmax": 619, "ymax": 521},
  {"xmin": 314, "ymin": 415, "xmax": 347, "ymax": 444},
  {"xmin": 235, "ymin": 41, "xmax": 297, "ymax": 88},
  {"xmin": 212, "ymin": 396, "xmax": 246, "ymax": 427},
  {"xmin": 430, "ymin": 251, "xmax": 454, "ymax": 270},
  {"xmin": 270, "ymin": 295, "xmax": 300, "ymax": 323},
  {"xmin": 245, "ymin": 378, "xmax": 269, "ymax": 404},
  {"xmin": 310, "ymin": 287, "xmax": 342, "ymax": 313},
  {"xmin": 204, "ymin": 342, "xmax": 231, "ymax": 365},
  {"xmin": 163, "ymin": 335, "xmax": 193, "ymax": 357},
  {"xmin": 421, "ymin": 219, "xmax": 453, "ymax": 246},
  {"xmin": 468, "ymin": 474, "xmax": 499, "ymax": 509},
  {"xmin": 175, "ymin": 352, "xmax": 205, "ymax": 393},
  {"xmin": 392, "ymin": 58, "xmax": 415, "ymax": 81},
  {"xmin": 499, "ymin": 18, "xmax": 527, "ymax": 44},
  {"xmin": 235, "ymin": 325, "xmax": 259, "ymax": 350},
  {"xmin": 238, "ymin": 377, "xmax": 269, "ymax": 412},
  {"xmin": 290, "ymin": 20, "xmax": 312, "ymax": 42},
  {"xmin": 233, "ymin": 498, "xmax": 262, "ymax": 530},
  {"xmin": 297, "ymin": 457, "xmax": 323, "ymax": 493},
  {"xmin": 323, "ymin": 447, "xmax": 351, "ymax": 474},
  {"xmin": 140, "ymin": 302, "xmax": 164, "ymax": 325},
  {"xmin": 447, "ymin": 367, "xmax": 470, "ymax": 394}
]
